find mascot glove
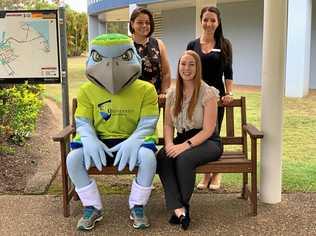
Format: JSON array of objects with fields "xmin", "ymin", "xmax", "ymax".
[
  {"xmin": 76, "ymin": 118, "xmax": 113, "ymax": 171},
  {"xmin": 110, "ymin": 116, "xmax": 158, "ymax": 172}
]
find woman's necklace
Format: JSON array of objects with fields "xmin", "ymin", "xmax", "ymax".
[{"xmin": 133, "ymin": 35, "xmax": 148, "ymax": 45}]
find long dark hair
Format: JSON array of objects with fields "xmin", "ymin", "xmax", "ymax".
[
  {"xmin": 129, "ymin": 7, "xmax": 155, "ymax": 37},
  {"xmin": 200, "ymin": 6, "xmax": 232, "ymax": 65}
]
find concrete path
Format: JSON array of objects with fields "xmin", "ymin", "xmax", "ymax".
[{"xmin": 1, "ymin": 193, "xmax": 315, "ymax": 235}]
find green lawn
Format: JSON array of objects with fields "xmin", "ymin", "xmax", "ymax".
[{"xmin": 46, "ymin": 56, "xmax": 316, "ymax": 193}]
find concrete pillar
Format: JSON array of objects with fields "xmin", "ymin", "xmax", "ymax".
[
  {"xmin": 195, "ymin": 0, "xmax": 217, "ymax": 38},
  {"xmin": 260, "ymin": 0, "xmax": 288, "ymax": 204},
  {"xmin": 98, "ymin": 21, "xmax": 107, "ymax": 34},
  {"xmin": 88, "ymin": 15, "xmax": 99, "ymax": 45},
  {"xmin": 128, "ymin": 3, "xmax": 139, "ymax": 36},
  {"xmin": 285, "ymin": 0, "xmax": 312, "ymax": 97}
]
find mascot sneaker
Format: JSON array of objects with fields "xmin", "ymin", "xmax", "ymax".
[
  {"xmin": 77, "ymin": 206, "xmax": 104, "ymax": 231},
  {"xmin": 130, "ymin": 205, "xmax": 150, "ymax": 229}
]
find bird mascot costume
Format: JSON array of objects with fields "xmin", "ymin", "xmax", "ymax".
[{"xmin": 66, "ymin": 33, "xmax": 159, "ymax": 231}]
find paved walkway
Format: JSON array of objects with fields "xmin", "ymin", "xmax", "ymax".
[{"xmin": 1, "ymin": 192, "xmax": 315, "ymax": 235}]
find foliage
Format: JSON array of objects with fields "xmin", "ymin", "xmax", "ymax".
[
  {"xmin": 0, "ymin": 0, "xmax": 31, "ymax": 10},
  {"xmin": 0, "ymin": 144, "xmax": 15, "ymax": 155},
  {"xmin": 107, "ymin": 22, "xmax": 128, "ymax": 35},
  {"xmin": 0, "ymin": 84, "xmax": 43, "ymax": 145},
  {"xmin": 65, "ymin": 7, "xmax": 88, "ymax": 56},
  {"xmin": 0, "ymin": 0, "xmax": 56, "ymax": 10}
]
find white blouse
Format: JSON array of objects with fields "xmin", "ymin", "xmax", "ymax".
[{"xmin": 166, "ymin": 81, "xmax": 219, "ymax": 133}]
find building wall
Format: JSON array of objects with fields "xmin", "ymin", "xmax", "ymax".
[
  {"xmin": 218, "ymin": 0, "xmax": 264, "ymax": 86},
  {"xmin": 162, "ymin": 7, "xmax": 195, "ymax": 79},
  {"xmin": 162, "ymin": 1, "xmax": 265, "ymax": 86},
  {"xmin": 310, "ymin": 1, "xmax": 316, "ymax": 88}
]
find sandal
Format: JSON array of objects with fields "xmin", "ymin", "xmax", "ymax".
[
  {"xmin": 197, "ymin": 174, "xmax": 212, "ymax": 190},
  {"xmin": 209, "ymin": 173, "xmax": 222, "ymax": 190}
]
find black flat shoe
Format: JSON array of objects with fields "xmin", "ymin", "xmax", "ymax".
[
  {"xmin": 180, "ymin": 206, "xmax": 191, "ymax": 230},
  {"xmin": 168, "ymin": 213, "xmax": 180, "ymax": 225},
  {"xmin": 179, "ymin": 213, "xmax": 190, "ymax": 230}
]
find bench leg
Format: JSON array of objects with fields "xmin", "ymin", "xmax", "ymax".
[
  {"xmin": 60, "ymin": 141, "xmax": 71, "ymax": 217},
  {"xmin": 61, "ymin": 166, "xmax": 70, "ymax": 217},
  {"xmin": 241, "ymin": 173, "xmax": 248, "ymax": 200}
]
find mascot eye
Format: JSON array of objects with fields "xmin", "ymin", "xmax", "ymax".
[
  {"xmin": 91, "ymin": 51, "xmax": 102, "ymax": 62},
  {"xmin": 121, "ymin": 49, "xmax": 133, "ymax": 61}
]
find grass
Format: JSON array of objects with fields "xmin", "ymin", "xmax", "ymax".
[
  {"xmin": 45, "ymin": 56, "xmax": 316, "ymax": 194},
  {"xmin": 44, "ymin": 56, "xmax": 87, "ymax": 104}
]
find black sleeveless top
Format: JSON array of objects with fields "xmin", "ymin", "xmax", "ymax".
[
  {"xmin": 134, "ymin": 37, "xmax": 162, "ymax": 93},
  {"xmin": 187, "ymin": 38, "xmax": 233, "ymax": 97}
]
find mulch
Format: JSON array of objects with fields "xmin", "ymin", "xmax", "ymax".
[{"xmin": 0, "ymin": 105, "xmax": 59, "ymax": 193}]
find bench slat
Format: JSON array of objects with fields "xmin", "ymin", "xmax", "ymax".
[
  {"xmin": 87, "ymin": 155, "xmax": 250, "ymax": 175},
  {"xmin": 222, "ymin": 137, "xmax": 243, "ymax": 145}
]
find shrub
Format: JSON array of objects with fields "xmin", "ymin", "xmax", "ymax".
[{"xmin": 0, "ymin": 84, "xmax": 43, "ymax": 145}]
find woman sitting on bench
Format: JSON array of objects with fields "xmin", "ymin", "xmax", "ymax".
[{"xmin": 157, "ymin": 50, "xmax": 223, "ymax": 230}]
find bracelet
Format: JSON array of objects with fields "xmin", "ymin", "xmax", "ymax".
[
  {"xmin": 225, "ymin": 92, "xmax": 233, "ymax": 96},
  {"xmin": 187, "ymin": 140, "xmax": 193, "ymax": 148}
]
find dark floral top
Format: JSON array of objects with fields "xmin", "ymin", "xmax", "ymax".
[{"xmin": 134, "ymin": 37, "xmax": 162, "ymax": 93}]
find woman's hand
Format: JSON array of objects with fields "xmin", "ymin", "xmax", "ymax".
[
  {"xmin": 221, "ymin": 94, "xmax": 233, "ymax": 105},
  {"xmin": 165, "ymin": 142, "xmax": 190, "ymax": 158},
  {"xmin": 158, "ymin": 93, "xmax": 166, "ymax": 107}
]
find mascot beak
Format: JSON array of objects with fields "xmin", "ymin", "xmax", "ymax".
[{"xmin": 86, "ymin": 57, "xmax": 140, "ymax": 94}]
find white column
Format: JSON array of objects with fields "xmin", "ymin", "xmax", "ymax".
[
  {"xmin": 98, "ymin": 21, "xmax": 106, "ymax": 34},
  {"xmin": 88, "ymin": 15, "xmax": 99, "ymax": 43},
  {"xmin": 260, "ymin": 0, "xmax": 288, "ymax": 204},
  {"xmin": 285, "ymin": 0, "xmax": 312, "ymax": 97},
  {"xmin": 195, "ymin": 0, "xmax": 217, "ymax": 38},
  {"xmin": 128, "ymin": 3, "xmax": 139, "ymax": 36}
]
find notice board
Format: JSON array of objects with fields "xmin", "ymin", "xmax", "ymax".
[{"xmin": 0, "ymin": 10, "xmax": 60, "ymax": 84}]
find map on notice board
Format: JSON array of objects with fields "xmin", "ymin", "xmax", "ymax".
[{"xmin": 0, "ymin": 10, "xmax": 60, "ymax": 83}]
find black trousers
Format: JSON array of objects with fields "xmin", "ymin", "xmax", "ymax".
[{"xmin": 157, "ymin": 130, "xmax": 222, "ymax": 210}]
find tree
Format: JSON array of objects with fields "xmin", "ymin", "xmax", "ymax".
[
  {"xmin": 0, "ymin": 0, "xmax": 31, "ymax": 10},
  {"xmin": 107, "ymin": 22, "xmax": 128, "ymax": 35},
  {"xmin": 0, "ymin": 0, "xmax": 57, "ymax": 10},
  {"xmin": 65, "ymin": 7, "xmax": 88, "ymax": 56}
]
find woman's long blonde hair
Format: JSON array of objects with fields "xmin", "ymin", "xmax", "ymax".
[{"xmin": 173, "ymin": 50, "xmax": 202, "ymax": 120}]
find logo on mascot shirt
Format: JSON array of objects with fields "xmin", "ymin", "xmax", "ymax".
[{"xmin": 98, "ymin": 100, "xmax": 112, "ymax": 121}]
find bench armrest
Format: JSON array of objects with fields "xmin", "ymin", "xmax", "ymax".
[
  {"xmin": 243, "ymin": 124, "xmax": 264, "ymax": 139},
  {"xmin": 52, "ymin": 125, "xmax": 75, "ymax": 142}
]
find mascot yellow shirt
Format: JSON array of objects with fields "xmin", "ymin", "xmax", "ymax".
[{"xmin": 75, "ymin": 80, "xmax": 158, "ymax": 140}]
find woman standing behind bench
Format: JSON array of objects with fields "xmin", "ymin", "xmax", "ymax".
[
  {"xmin": 129, "ymin": 7, "xmax": 171, "ymax": 105},
  {"xmin": 187, "ymin": 6, "xmax": 233, "ymax": 190},
  {"xmin": 157, "ymin": 50, "xmax": 222, "ymax": 230}
]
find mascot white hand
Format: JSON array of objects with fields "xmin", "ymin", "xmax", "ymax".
[
  {"xmin": 110, "ymin": 117, "xmax": 158, "ymax": 171},
  {"xmin": 76, "ymin": 118, "xmax": 113, "ymax": 171}
]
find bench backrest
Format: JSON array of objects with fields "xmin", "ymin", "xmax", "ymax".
[
  {"xmin": 218, "ymin": 97, "xmax": 247, "ymax": 156},
  {"xmin": 71, "ymin": 96, "xmax": 248, "ymax": 155}
]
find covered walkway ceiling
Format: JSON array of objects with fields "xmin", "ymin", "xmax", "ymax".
[{"xmin": 96, "ymin": 0, "xmax": 251, "ymax": 22}]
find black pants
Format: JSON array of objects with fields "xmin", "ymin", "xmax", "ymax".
[{"xmin": 157, "ymin": 131, "xmax": 222, "ymax": 210}]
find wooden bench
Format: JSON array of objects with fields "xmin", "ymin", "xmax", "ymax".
[{"xmin": 53, "ymin": 96, "xmax": 263, "ymax": 217}]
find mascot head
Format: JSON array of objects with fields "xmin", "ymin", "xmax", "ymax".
[{"xmin": 86, "ymin": 33, "xmax": 141, "ymax": 94}]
